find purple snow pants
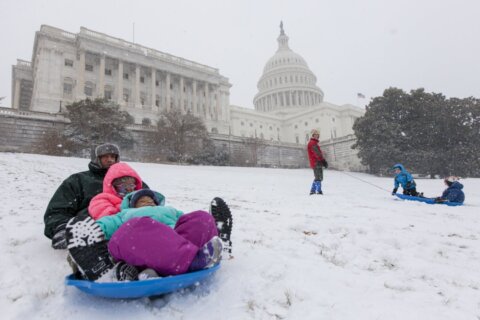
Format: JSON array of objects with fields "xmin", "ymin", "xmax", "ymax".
[{"xmin": 108, "ymin": 210, "xmax": 218, "ymax": 276}]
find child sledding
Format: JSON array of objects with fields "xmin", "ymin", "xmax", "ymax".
[
  {"xmin": 391, "ymin": 164, "xmax": 465, "ymax": 206},
  {"xmin": 65, "ymin": 162, "xmax": 233, "ymax": 283}
]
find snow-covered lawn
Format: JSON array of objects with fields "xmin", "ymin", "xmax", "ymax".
[{"xmin": 0, "ymin": 153, "xmax": 478, "ymax": 320}]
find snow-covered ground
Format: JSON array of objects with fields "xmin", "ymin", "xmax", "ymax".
[{"xmin": 0, "ymin": 153, "xmax": 479, "ymax": 320}]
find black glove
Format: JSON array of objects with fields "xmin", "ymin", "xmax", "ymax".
[
  {"xmin": 392, "ymin": 188, "xmax": 398, "ymax": 195},
  {"xmin": 321, "ymin": 159, "xmax": 328, "ymax": 168},
  {"xmin": 51, "ymin": 223, "xmax": 67, "ymax": 249},
  {"xmin": 405, "ymin": 181, "xmax": 412, "ymax": 189}
]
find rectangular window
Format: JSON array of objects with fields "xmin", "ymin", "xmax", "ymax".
[
  {"xmin": 140, "ymin": 76, "xmax": 145, "ymax": 83},
  {"xmin": 140, "ymin": 98, "xmax": 145, "ymax": 105},
  {"xmin": 170, "ymin": 83, "xmax": 173, "ymax": 90},
  {"xmin": 155, "ymin": 80, "xmax": 159, "ymax": 86},
  {"xmin": 123, "ymin": 73, "xmax": 129, "ymax": 80},
  {"xmin": 64, "ymin": 59, "xmax": 74, "ymax": 67},
  {"xmin": 105, "ymin": 69, "xmax": 112, "ymax": 76},
  {"xmin": 63, "ymin": 83, "xmax": 73, "ymax": 95},
  {"xmin": 155, "ymin": 100, "xmax": 160, "ymax": 107},
  {"xmin": 104, "ymin": 90, "xmax": 112, "ymax": 100},
  {"xmin": 123, "ymin": 93, "xmax": 129, "ymax": 102},
  {"xmin": 85, "ymin": 64, "xmax": 93, "ymax": 72}
]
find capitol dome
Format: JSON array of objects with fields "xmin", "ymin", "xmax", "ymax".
[{"xmin": 254, "ymin": 23, "xmax": 324, "ymax": 113}]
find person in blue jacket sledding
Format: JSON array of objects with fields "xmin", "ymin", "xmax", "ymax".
[
  {"xmin": 434, "ymin": 176, "xmax": 465, "ymax": 204},
  {"xmin": 391, "ymin": 163, "xmax": 422, "ymax": 197}
]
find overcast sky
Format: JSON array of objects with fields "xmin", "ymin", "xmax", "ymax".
[{"xmin": 1, "ymin": 0, "xmax": 479, "ymax": 109}]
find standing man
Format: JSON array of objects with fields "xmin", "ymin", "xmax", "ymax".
[
  {"xmin": 307, "ymin": 129, "xmax": 328, "ymax": 195},
  {"xmin": 44, "ymin": 143, "xmax": 122, "ymax": 249}
]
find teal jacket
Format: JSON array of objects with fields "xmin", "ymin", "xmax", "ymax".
[{"xmin": 96, "ymin": 190, "xmax": 182, "ymax": 239}]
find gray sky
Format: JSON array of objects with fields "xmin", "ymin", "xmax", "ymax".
[{"xmin": 1, "ymin": 0, "xmax": 479, "ymax": 109}]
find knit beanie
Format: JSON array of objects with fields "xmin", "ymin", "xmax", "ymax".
[{"xmin": 129, "ymin": 189, "xmax": 160, "ymax": 208}]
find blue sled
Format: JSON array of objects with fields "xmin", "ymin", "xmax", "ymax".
[
  {"xmin": 394, "ymin": 194, "xmax": 463, "ymax": 206},
  {"xmin": 65, "ymin": 263, "xmax": 220, "ymax": 299}
]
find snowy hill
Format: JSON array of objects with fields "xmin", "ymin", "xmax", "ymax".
[{"xmin": 0, "ymin": 153, "xmax": 479, "ymax": 320}]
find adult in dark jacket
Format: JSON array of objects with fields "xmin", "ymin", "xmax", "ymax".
[
  {"xmin": 44, "ymin": 143, "xmax": 148, "ymax": 249},
  {"xmin": 435, "ymin": 176, "xmax": 465, "ymax": 204},
  {"xmin": 307, "ymin": 129, "xmax": 328, "ymax": 195}
]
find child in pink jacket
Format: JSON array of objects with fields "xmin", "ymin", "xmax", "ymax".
[{"xmin": 88, "ymin": 162, "xmax": 146, "ymax": 220}]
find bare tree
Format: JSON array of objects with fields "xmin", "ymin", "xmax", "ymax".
[{"xmin": 153, "ymin": 110, "xmax": 210, "ymax": 162}]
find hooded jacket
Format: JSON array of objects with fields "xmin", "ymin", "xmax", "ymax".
[
  {"xmin": 44, "ymin": 161, "xmax": 108, "ymax": 239},
  {"xmin": 440, "ymin": 181, "xmax": 465, "ymax": 203},
  {"xmin": 393, "ymin": 163, "xmax": 416, "ymax": 190},
  {"xmin": 96, "ymin": 190, "xmax": 181, "ymax": 239},
  {"xmin": 88, "ymin": 163, "xmax": 143, "ymax": 220},
  {"xmin": 307, "ymin": 138, "xmax": 325, "ymax": 168}
]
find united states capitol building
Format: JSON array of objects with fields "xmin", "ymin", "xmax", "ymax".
[{"xmin": 6, "ymin": 24, "xmax": 366, "ymax": 169}]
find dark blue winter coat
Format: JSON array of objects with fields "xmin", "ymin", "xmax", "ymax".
[
  {"xmin": 393, "ymin": 163, "xmax": 416, "ymax": 190},
  {"xmin": 440, "ymin": 181, "xmax": 465, "ymax": 204}
]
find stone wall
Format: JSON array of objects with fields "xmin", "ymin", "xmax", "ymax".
[
  {"xmin": 320, "ymin": 135, "xmax": 367, "ymax": 172},
  {"xmin": 0, "ymin": 108, "xmax": 67, "ymax": 152},
  {"xmin": 0, "ymin": 107, "xmax": 365, "ymax": 171},
  {"xmin": 210, "ymin": 134, "xmax": 307, "ymax": 168}
]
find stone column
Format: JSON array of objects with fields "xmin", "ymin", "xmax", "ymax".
[
  {"xmin": 13, "ymin": 79, "xmax": 21, "ymax": 109},
  {"xmin": 165, "ymin": 73, "xmax": 171, "ymax": 112},
  {"xmin": 179, "ymin": 76, "xmax": 185, "ymax": 114},
  {"xmin": 216, "ymin": 87, "xmax": 221, "ymax": 120},
  {"xmin": 117, "ymin": 60, "xmax": 123, "ymax": 104},
  {"xmin": 205, "ymin": 83, "xmax": 210, "ymax": 119},
  {"xmin": 97, "ymin": 54, "xmax": 105, "ymax": 98},
  {"xmin": 134, "ymin": 64, "xmax": 140, "ymax": 108},
  {"xmin": 76, "ymin": 49, "xmax": 85, "ymax": 99},
  {"xmin": 151, "ymin": 68, "xmax": 156, "ymax": 109},
  {"xmin": 289, "ymin": 91, "xmax": 293, "ymax": 107},
  {"xmin": 192, "ymin": 80, "xmax": 197, "ymax": 115}
]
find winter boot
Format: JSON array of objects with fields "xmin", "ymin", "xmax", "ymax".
[
  {"xmin": 138, "ymin": 268, "xmax": 161, "ymax": 280},
  {"xmin": 188, "ymin": 236, "xmax": 223, "ymax": 272},
  {"xmin": 114, "ymin": 262, "xmax": 139, "ymax": 281},
  {"xmin": 210, "ymin": 197, "xmax": 233, "ymax": 255},
  {"xmin": 65, "ymin": 215, "xmax": 115, "ymax": 281},
  {"xmin": 309, "ymin": 181, "xmax": 316, "ymax": 195},
  {"xmin": 315, "ymin": 181, "xmax": 323, "ymax": 195}
]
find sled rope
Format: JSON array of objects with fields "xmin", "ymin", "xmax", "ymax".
[{"xmin": 339, "ymin": 171, "xmax": 391, "ymax": 193}]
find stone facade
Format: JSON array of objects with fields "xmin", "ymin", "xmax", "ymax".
[
  {"xmin": 12, "ymin": 25, "xmax": 231, "ymax": 133},
  {"xmin": 7, "ymin": 24, "xmax": 367, "ymax": 171}
]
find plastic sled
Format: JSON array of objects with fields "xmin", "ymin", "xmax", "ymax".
[
  {"xmin": 65, "ymin": 263, "xmax": 220, "ymax": 299},
  {"xmin": 394, "ymin": 194, "xmax": 463, "ymax": 206}
]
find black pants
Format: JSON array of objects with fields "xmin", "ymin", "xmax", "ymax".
[
  {"xmin": 313, "ymin": 162, "xmax": 323, "ymax": 181},
  {"xmin": 403, "ymin": 188, "xmax": 419, "ymax": 197}
]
